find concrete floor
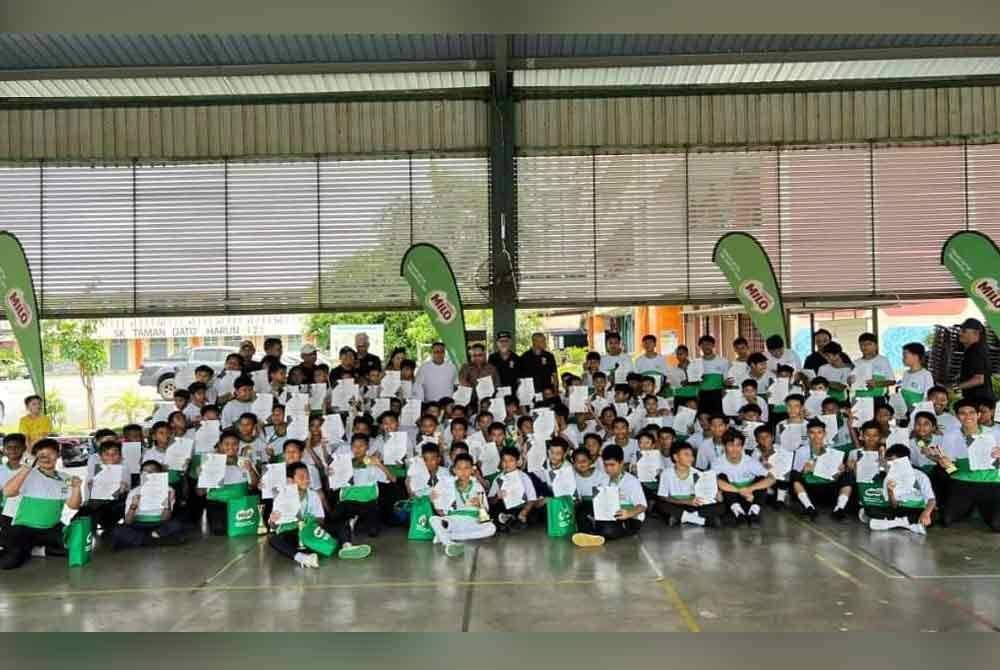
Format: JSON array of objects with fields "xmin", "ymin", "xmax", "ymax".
[{"xmin": 2, "ymin": 513, "xmax": 1000, "ymax": 632}]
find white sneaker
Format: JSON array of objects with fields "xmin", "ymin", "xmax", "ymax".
[
  {"xmin": 909, "ymin": 523, "xmax": 927, "ymax": 536},
  {"xmin": 680, "ymin": 511, "xmax": 706, "ymax": 526},
  {"xmin": 294, "ymin": 552, "xmax": 319, "ymax": 569},
  {"xmin": 869, "ymin": 518, "xmax": 890, "ymax": 531}
]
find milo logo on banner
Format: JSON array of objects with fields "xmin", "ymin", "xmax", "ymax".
[
  {"xmin": 427, "ymin": 290, "xmax": 457, "ymax": 324},
  {"xmin": 972, "ymin": 278, "xmax": 1000, "ymax": 311},
  {"xmin": 739, "ymin": 280, "xmax": 775, "ymax": 314},
  {"xmin": 6, "ymin": 288, "xmax": 33, "ymax": 327},
  {"xmin": 234, "ymin": 508, "xmax": 255, "ymax": 525}
]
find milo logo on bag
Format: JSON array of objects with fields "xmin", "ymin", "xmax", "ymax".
[
  {"xmin": 234, "ymin": 507, "xmax": 255, "ymax": 526},
  {"xmin": 85, "ymin": 532, "xmax": 94, "ymax": 551},
  {"xmin": 313, "ymin": 526, "xmax": 330, "ymax": 540},
  {"xmin": 427, "ymin": 290, "xmax": 456, "ymax": 324},
  {"xmin": 972, "ymin": 278, "xmax": 1000, "ymax": 311},
  {"xmin": 557, "ymin": 508, "xmax": 573, "ymax": 528},
  {"xmin": 739, "ymin": 280, "xmax": 775, "ymax": 314},
  {"xmin": 5, "ymin": 288, "xmax": 32, "ymax": 327},
  {"xmin": 416, "ymin": 513, "xmax": 430, "ymax": 529}
]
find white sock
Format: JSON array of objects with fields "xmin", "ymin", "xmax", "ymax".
[
  {"xmin": 777, "ymin": 489, "xmax": 788, "ymax": 503},
  {"xmin": 730, "ymin": 503, "xmax": 745, "ymax": 517},
  {"xmin": 294, "ymin": 552, "xmax": 309, "ymax": 566},
  {"xmin": 680, "ymin": 511, "xmax": 705, "ymax": 526},
  {"xmin": 909, "ymin": 523, "xmax": 927, "ymax": 535},
  {"xmin": 834, "ymin": 494, "xmax": 849, "ymax": 511},
  {"xmin": 30, "ymin": 546, "xmax": 46, "ymax": 557},
  {"xmin": 797, "ymin": 492, "xmax": 814, "ymax": 509},
  {"xmin": 749, "ymin": 504, "xmax": 761, "ymax": 516}
]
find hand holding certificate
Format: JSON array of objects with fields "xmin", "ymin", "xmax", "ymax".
[
  {"xmin": 593, "ymin": 485, "xmax": 621, "ymax": 521},
  {"xmin": 138, "ymin": 472, "xmax": 169, "ymax": 515},
  {"xmin": 197, "ymin": 453, "xmax": 227, "ymax": 490},
  {"xmin": 812, "ymin": 450, "xmax": 843, "ymax": 480}
]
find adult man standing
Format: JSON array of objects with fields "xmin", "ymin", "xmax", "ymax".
[
  {"xmin": 803, "ymin": 329, "xmax": 833, "ymax": 374},
  {"xmin": 488, "ymin": 331, "xmax": 521, "ymax": 389},
  {"xmin": 299, "ymin": 344, "xmax": 320, "ymax": 376},
  {"xmin": 598, "ymin": 332, "xmax": 634, "ymax": 383},
  {"xmin": 458, "ymin": 343, "xmax": 500, "ymax": 389},
  {"xmin": 239, "ymin": 340, "xmax": 261, "ymax": 373},
  {"xmin": 330, "ymin": 346, "xmax": 357, "ymax": 384},
  {"xmin": 417, "ymin": 342, "xmax": 459, "ymax": 402},
  {"xmin": 520, "ymin": 332, "xmax": 559, "ymax": 392},
  {"xmin": 954, "ymin": 318, "xmax": 996, "ymax": 403},
  {"xmin": 355, "ymin": 332, "xmax": 382, "ymax": 376},
  {"xmin": 634, "ymin": 334, "xmax": 668, "ymax": 376},
  {"xmin": 263, "ymin": 337, "xmax": 283, "ymax": 360}
]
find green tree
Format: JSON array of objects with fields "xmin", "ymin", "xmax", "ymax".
[
  {"xmin": 306, "ymin": 311, "xmax": 434, "ymax": 358},
  {"xmin": 44, "ymin": 388, "xmax": 66, "ymax": 431},
  {"xmin": 103, "ymin": 389, "xmax": 153, "ymax": 426},
  {"xmin": 0, "ymin": 346, "xmax": 23, "ymax": 379},
  {"xmin": 44, "ymin": 320, "xmax": 107, "ymax": 430}
]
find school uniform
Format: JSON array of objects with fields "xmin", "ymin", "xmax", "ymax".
[
  {"xmin": 238, "ymin": 435, "xmax": 268, "ymax": 465},
  {"xmin": 602, "ymin": 438, "xmax": 639, "ymax": 465},
  {"xmin": 765, "ymin": 349, "xmax": 803, "ymax": 374},
  {"xmin": 938, "ymin": 428, "xmax": 1000, "ymax": 530},
  {"xmin": 909, "ymin": 435, "xmax": 943, "ymax": 472},
  {"xmin": 79, "ymin": 461, "xmax": 131, "ymax": 533},
  {"xmin": 655, "ymin": 466, "xmax": 723, "ymax": 525},
  {"xmin": 183, "ymin": 403, "xmax": 204, "ymax": 424},
  {"xmin": 712, "ymin": 454, "xmax": 770, "ymax": 517},
  {"xmin": 694, "ymin": 437, "xmax": 726, "ymax": 471},
  {"xmin": 898, "ymin": 369, "xmax": 934, "ymax": 408},
  {"xmin": 572, "ymin": 467, "xmax": 608, "ymax": 522},
  {"xmin": 817, "ymin": 364, "xmax": 852, "ymax": 401},
  {"xmin": 269, "ymin": 488, "xmax": 327, "ymax": 561},
  {"xmin": 698, "ymin": 356, "xmax": 730, "ymax": 415},
  {"xmin": 0, "ymin": 468, "xmax": 71, "ymax": 570},
  {"xmin": 853, "ymin": 355, "xmax": 895, "ymax": 398},
  {"xmin": 203, "ymin": 464, "xmax": 251, "ymax": 536},
  {"xmin": 262, "ymin": 425, "xmax": 290, "ymax": 462},
  {"xmin": 634, "ymin": 355, "xmax": 669, "ymax": 376},
  {"xmin": 529, "ymin": 461, "xmax": 572, "ymax": 498},
  {"xmin": 328, "ymin": 462, "xmax": 389, "ymax": 541},
  {"xmin": 221, "ymin": 399, "xmax": 255, "ymax": 428},
  {"xmin": 790, "ymin": 445, "xmax": 853, "ymax": 508},
  {"xmin": 863, "ymin": 468, "xmax": 935, "ymax": 525},
  {"xmin": 109, "ymin": 487, "xmax": 185, "ymax": 550},
  {"xmin": 776, "ymin": 420, "xmax": 808, "ymax": 453},
  {"xmin": 487, "ymin": 469, "xmax": 538, "ymax": 519},
  {"xmin": 936, "ymin": 412, "xmax": 960, "ymax": 435},
  {"xmin": 599, "ymin": 353, "xmax": 634, "ymax": 380},
  {"xmin": 577, "ymin": 472, "xmax": 647, "ymax": 540},
  {"xmin": 428, "ymin": 479, "xmax": 496, "ymax": 545}
]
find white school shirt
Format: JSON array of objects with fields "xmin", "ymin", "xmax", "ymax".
[
  {"xmin": 142, "ymin": 447, "xmax": 169, "ymax": 467},
  {"xmin": 817, "ymin": 363, "xmax": 851, "ymax": 387},
  {"xmin": 940, "ymin": 428, "xmax": 985, "ymax": 460},
  {"xmin": 348, "ymin": 464, "xmax": 390, "ymax": 488},
  {"xmin": 602, "ymin": 438, "xmax": 638, "ymax": 465},
  {"xmin": 124, "ymin": 486, "xmax": 175, "ymax": 515},
  {"xmin": 712, "ymin": 454, "xmax": 768, "ymax": 484},
  {"xmin": 488, "ymin": 470, "xmax": 538, "ymax": 505},
  {"xmin": 657, "ymin": 466, "xmax": 708, "ymax": 499},
  {"xmin": 634, "ymin": 355, "xmax": 669, "ymax": 376},
  {"xmin": 557, "ymin": 425, "xmax": 581, "ymax": 449},
  {"xmin": 221, "ymin": 399, "xmax": 255, "ymax": 428},
  {"xmin": 936, "ymin": 412, "xmax": 960, "ymax": 435},
  {"xmin": 574, "ymin": 468, "xmax": 609, "ymax": 499},
  {"xmin": 899, "ymin": 369, "xmax": 934, "ymax": 400},
  {"xmin": 220, "ymin": 464, "xmax": 249, "ymax": 486},
  {"xmin": 408, "ymin": 468, "xmax": 452, "ymax": 497},
  {"xmin": 776, "ymin": 420, "xmax": 808, "ymax": 450},
  {"xmin": 695, "ymin": 437, "xmax": 726, "ymax": 471},
  {"xmin": 766, "ymin": 349, "xmax": 802, "ymax": 373},
  {"xmin": 599, "ymin": 353, "xmax": 635, "ymax": 377},
  {"xmin": 883, "ymin": 467, "xmax": 935, "ymax": 504},
  {"xmin": 532, "ymin": 461, "xmax": 573, "ymax": 489},
  {"xmin": 3, "ymin": 468, "xmax": 70, "ymax": 520},
  {"xmin": 262, "ymin": 426, "xmax": 289, "ymax": 457},
  {"xmin": 183, "ymin": 404, "xmax": 203, "ymax": 423},
  {"xmin": 605, "ymin": 473, "xmax": 648, "ymax": 521},
  {"xmin": 908, "ymin": 434, "xmax": 942, "ymax": 469},
  {"xmin": 746, "ymin": 372, "xmax": 774, "ymax": 395},
  {"xmin": 854, "ymin": 355, "xmax": 895, "ymax": 385},
  {"xmin": 443, "ymin": 479, "xmax": 488, "ymax": 513},
  {"xmin": 791, "ymin": 445, "xmax": 842, "ymax": 473},
  {"xmin": 700, "ymin": 356, "xmax": 731, "ymax": 378},
  {"xmin": 416, "ymin": 360, "xmax": 458, "ymax": 403}
]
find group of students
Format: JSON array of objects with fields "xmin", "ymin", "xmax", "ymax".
[{"xmin": 1, "ymin": 323, "xmax": 998, "ymax": 571}]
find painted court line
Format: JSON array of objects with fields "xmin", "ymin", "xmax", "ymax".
[
  {"xmin": 813, "ymin": 552, "xmax": 867, "ymax": 588},
  {"xmin": 640, "ymin": 541, "xmax": 700, "ymax": 633},
  {"xmin": 790, "ymin": 517, "xmax": 904, "ymax": 580}
]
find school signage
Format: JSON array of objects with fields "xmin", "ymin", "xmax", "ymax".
[
  {"xmin": 941, "ymin": 231, "xmax": 1000, "ymax": 335},
  {"xmin": 0, "ymin": 232, "xmax": 45, "ymax": 400},
  {"xmin": 400, "ymin": 243, "xmax": 468, "ymax": 365},
  {"xmin": 712, "ymin": 232, "xmax": 787, "ymax": 341}
]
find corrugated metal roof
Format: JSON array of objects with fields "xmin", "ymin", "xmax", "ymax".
[
  {"xmin": 510, "ymin": 34, "xmax": 1000, "ymax": 58},
  {"xmin": 0, "ymin": 71, "xmax": 488, "ymax": 98},
  {"xmin": 515, "ymin": 57, "xmax": 1000, "ymax": 88},
  {"xmin": 2, "ymin": 34, "xmax": 999, "ymax": 71},
  {"xmin": 0, "ymin": 34, "xmax": 494, "ymax": 70}
]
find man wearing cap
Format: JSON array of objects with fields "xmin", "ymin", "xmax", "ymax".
[
  {"xmin": 955, "ymin": 318, "xmax": 996, "ymax": 403},
  {"xmin": 354, "ymin": 333, "xmax": 382, "ymax": 377},
  {"xmin": 519, "ymin": 332, "xmax": 559, "ymax": 392},
  {"xmin": 300, "ymin": 343, "xmax": 319, "ymax": 375},
  {"xmin": 458, "ymin": 343, "xmax": 500, "ymax": 389},
  {"xmin": 489, "ymin": 331, "xmax": 521, "ymax": 389},
  {"xmin": 239, "ymin": 340, "xmax": 261, "ymax": 373}
]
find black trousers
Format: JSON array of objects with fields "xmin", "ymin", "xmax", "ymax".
[
  {"xmin": 529, "ymin": 472, "xmax": 553, "ymax": 498},
  {"xmin": 78, "ymin": 499, "xmax": 126, "ymax": 532},
  {"xmin": 864, "ymin": 506, "xmax": 924, "ymax": 523},
  {"xmin": 577, "ymin": 513, "xmax": 643, "ymax": 540},
  {"xmin": 718, "ymin": 475, "xmax": 767, "ymax": 514},
  {"xmin": 205, "ymin": 499, "xmax": 228, "ymax": 536},
  {"xmin": 109, "ymin": 519, "xmax": 185, "ymax": 549},
  {"xmin": 183, "ymin": 475, "xmax": 206, "ymax": 527},
  {"xmin": 326, "ymin": 495, "xmax": 379, "ymax": 544},
  {"xmin": 789, "ymin": 471, "xmax": 855, "ymax": 507},
  {"xmin": 0, "ymin": 524, "xmax": 66, "ymax": 570},
  {"xmin": 698, "ymin": 389, "xmax": 723, "ymax": 416},
  {"xmin": 656, "ymin": 498, "xmax": 724, "ymax": 523},
  {"xmin": 268, "ymin": 529, "xmax": 302, "ymax": 561},
  {"xmin": 943, "ymin": 480, "xmax": 1000, "ymax": 531}
]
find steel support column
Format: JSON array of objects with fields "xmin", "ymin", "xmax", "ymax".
[{"xmin": 489, "ymin": 34, "xmax": 517, "ymax": 340}]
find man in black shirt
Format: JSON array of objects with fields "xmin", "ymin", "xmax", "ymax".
[
  {"xmin": 354, "ymin": 333, "xmax": 382, "ymax": 376},
  {"xmin": 519, "ymin": 332, "xmax": 559, "ymax": 392},
  {"xmin": 803, "ymin": 329, "xmax": 833, "ymax": 374},
  {"xmin": 955, "ymin": 318, "xmax": 996, "ymax": 403},
  {"xmin": 488, "ymin": 331, "xmax": 521, "ymax": 389},
  {"xmin": 330, "ymin": 346, "xmax": 358, "ymax": 384}
]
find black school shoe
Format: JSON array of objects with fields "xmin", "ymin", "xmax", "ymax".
[
  {"xmin": 800, "ymin": 506, "xmax": 819, "ymax": 521},
  {"xmin": 831, "ymin": 508, "xmax": 848, "ymax": 523},
  {"xmin": 747, "ymin": 513, "xmax": 761, "ymax": 528}
]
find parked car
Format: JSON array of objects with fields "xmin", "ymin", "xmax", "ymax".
[{"xmin": 138, "ymin": 346, "xmax": 237, "ymax": 400}]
